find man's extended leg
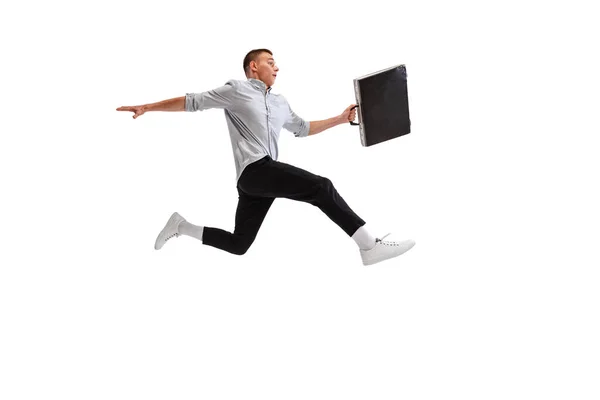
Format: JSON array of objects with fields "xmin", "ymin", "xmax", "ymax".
[{"xmin": 237, "ymin": 156, "xmax": 415, "ymax": 265}]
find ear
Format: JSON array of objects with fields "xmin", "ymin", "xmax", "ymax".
[{"xmin": 250, "ymin": 60, "xmax": 258, "ymax": 72}]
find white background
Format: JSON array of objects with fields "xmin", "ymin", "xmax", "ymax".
[{"xmin": 1, "ymin": 0, "xmax": 599, "ymax": 399}]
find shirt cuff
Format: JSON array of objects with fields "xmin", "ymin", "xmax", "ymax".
[
  {"xmin": 297, "ymin": 120, "xmax": 310, "ymax": 137},
  {"xmin": 184, "ymin": 93, "xmax": 198, "ymax": 112}
]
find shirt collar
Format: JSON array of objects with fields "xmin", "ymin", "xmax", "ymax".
[{"xmin": 248, "ymin": 78, "xmax": 272, "ymax": 93}]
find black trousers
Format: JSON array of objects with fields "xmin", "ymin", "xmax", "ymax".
[{"xmin": 202, "ymin": 155, "xmax": 366, "ymax": 255}]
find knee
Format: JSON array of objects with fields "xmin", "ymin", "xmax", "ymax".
[
  {"xmin": 319, "ymin": 176, "xmax": 333, "ymax": 190},
  {"xmin": 232, "ymin": 247, "xmax": 248, "ymax": 256},
  {"xmin": 315, "ymin": 177, "xmax": 336, "ymax": 199},
  {"xmin": 231, "ymin": 238, "xmax": 253, "ymax": 255}
]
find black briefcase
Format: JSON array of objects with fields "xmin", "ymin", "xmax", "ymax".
[{"xmin": 351, "ymin": 64, "xmax": 411, "ymax": 147}]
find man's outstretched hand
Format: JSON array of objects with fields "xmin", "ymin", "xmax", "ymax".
[
  {"xmin": 116, "ymin": 105, "xmax": 147, "ymax": 119},
  {"xmin": 340, "ymin": 104, "xmax": 358, "ymax": 124}
]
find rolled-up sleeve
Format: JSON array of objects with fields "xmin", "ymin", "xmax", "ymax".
[
  {"xmin": 185, "ymin": 80, "xmax": 237, "ymax": 112},
  {"xmin": 282, "ymin": 100, "xmax": 310, "ymax": 138}
]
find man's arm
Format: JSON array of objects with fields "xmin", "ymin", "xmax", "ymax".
[
  {"xmin": 144, "ymin": 96, "xmax": 186, "ymax": 112},
  {"xmin": 116, "ymin": 96, "xmax": 184, "ymax": 119},
  {"xmin": 184, "ymin": 80, "xmax": 237, "ymax": 112},
  {"xmin": 154, "ymin": 80, "xmax": 237, "ymax": 112},
  {"xmin": 307, "ymin": 104, "xmax": 358, "ymax": 136},
  {"xmin": 308, "ymin": 116, "xmax": 345, "ymax": 136},
  {"xmin": 116, "ymin": 80, "xmax": 237, "ymax": 119}
]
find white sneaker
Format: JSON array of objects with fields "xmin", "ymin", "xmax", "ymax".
[
  {"xmin": 360, "ymin": 234, "xmax": 415, "ymax": 266},
  {"xmin": 154, "ymin": 212, "xmax": 186, "ymax": 250}
]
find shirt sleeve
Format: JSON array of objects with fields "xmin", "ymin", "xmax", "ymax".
[
  {"xmin": 282, "ymin": 97, "xmax": 310, "ymax": 138},
  {"xmin": 185, "ymin": 80, "xmax": 237, "ymax": 112}
]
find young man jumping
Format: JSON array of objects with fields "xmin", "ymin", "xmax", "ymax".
[{"xmin": 116, "ymin": 48, "xmax": 415, "ymax": 266}]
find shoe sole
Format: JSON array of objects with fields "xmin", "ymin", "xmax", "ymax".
[{"xmin": 362, "ymin": 241, "xmax": 416, "ymax": 266}]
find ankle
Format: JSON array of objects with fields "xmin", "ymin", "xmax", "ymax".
[
  {"xmin": 178, "ymin": 221, "xmax": 204, "ymax": 241},
  {"xmin": 352, "ymin": 225, "xmax": 376, "ymax": 250}
]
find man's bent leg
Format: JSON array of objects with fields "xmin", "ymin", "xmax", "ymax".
[{"xmin": 202, "ymin": 188, "xmax": 275, "ymax": 255}]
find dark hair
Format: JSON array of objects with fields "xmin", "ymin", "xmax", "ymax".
[{"xmin": 243, "ymin": 48, "xmax": 273, "ymax": 77}]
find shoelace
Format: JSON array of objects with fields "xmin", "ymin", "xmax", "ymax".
[
  {"xmin": 165, "ymin": 232, "xmax": 180, "ymax": 242},
  {"xmin": 376, "ymin": 233, "xmax": 400, "ymax": 246},
  {"xmin": 376, "ymin": 233, "xmax": 391, "ymax": 242}
]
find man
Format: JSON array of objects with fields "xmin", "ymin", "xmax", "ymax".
[{"xmin": 116, "ymin": 48, "xmax": 415, "ymax": 266}]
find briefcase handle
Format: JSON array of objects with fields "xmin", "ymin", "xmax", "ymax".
[{"xmin": 349, "ymin": 105, "xmax": 359, "ymax": 125}]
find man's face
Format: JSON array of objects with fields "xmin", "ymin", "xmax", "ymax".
[{"xmin": 251, "ymin": 52, "xmax": 279, "ymax": 88}]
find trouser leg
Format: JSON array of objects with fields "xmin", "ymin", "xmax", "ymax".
[
  {"xmin": 202, "ymin": 187, "xmax": 275, "ymax": 255},
  {"xmin": 237, "ymin": 156, "xmax": 365, "ymax": 237}
]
